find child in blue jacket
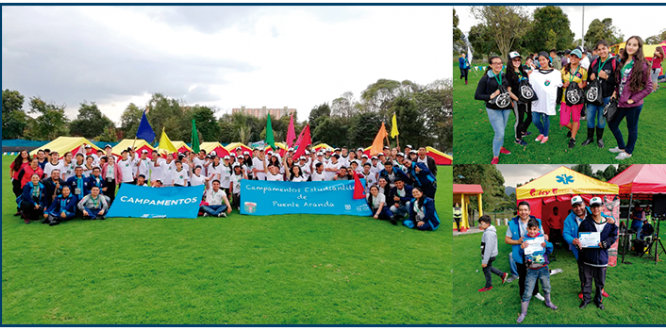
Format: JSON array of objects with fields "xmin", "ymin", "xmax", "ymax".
[
  {"xmin": 404, "ymin": 187, "xmax": 440, "ymax": 231},
  {"xmin": 517, "ymin": 218, "xmax": 558, "ymax": 323}
]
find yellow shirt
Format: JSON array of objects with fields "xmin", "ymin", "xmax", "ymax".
[{"xmin": 561, "ymin": 66, "xmax": 588, "ymax": 103}]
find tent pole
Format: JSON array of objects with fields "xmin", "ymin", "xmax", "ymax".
[{"xmin": 622, "ymin": 192, "xmax": 634, "ymax": 264}]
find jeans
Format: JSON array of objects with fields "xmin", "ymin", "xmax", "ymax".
[
  {"xmin": 509, "ymin": 252, "xmax": 519, "ymax": 277},
  {"xmin": 586, "ymin": 97, "xmax": 610, "ymax": 128},
  {"xmin": 84, "ymin": 207, "xmax": 105, "ymax": 219},
  {"xmin": 46, "ymin": 210, "xmax": 76, "ymax": 222},
  {"xmin": 390, "ymin": 202, "xmax": 410, "ymax": 219},
  {"xmin": 201, "ymin": 204, "xmax": 227, "ymax": 216},
  {"xmin": 532, "ymin": 112, "xmax": 550, "ymax": 137},
  {"xmin": 516, "ymin": 260, "xmax": 540, "ymax": 299},
  {"xmin": 371, "ymin": 206, "xmax": 394, "ymax": 220},
  {"xmin": 631, "ymin": 219, "xmax": 644, "ymax": 237},
  {"xmin": 522, "ymin": 266, "xmax": 551, "ymax": 302},
  {"xmin": 609, "ymin": 104, "xmax": 643, "ymax": 155},
  {"xmin": 486, "ymin": 108, "xmax": 512, "ymax": 157},
  {"xmin": 483, "ymin": 256, "xmax": 505, "ymax": 288},
  {"xmin": 460, "ymin": 68, "xmax": 468, "ymax": 81}
]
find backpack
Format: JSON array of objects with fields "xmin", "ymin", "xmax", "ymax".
[
  {"xmin": 586, "ymin": 57, "xmax": 617, "ymax": 105},
  {"xmin": 486, "ymin": 74, "xmax": 513, "ymax": 109},
  {"xmin": 518, "ymin": 79, "xmax": 538, "ymax": 103}
]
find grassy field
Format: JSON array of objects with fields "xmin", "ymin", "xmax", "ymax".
[
  {"xmin": 453, "ymin": 64, "xmax": 666, "ymax": 164},
  {"xmin": 2, "ymin": 156, "xmax": 452, "ymax": 325},
  {"xmin": 453, "ymin": 224, "xmax": 666, "ymax": 325}
]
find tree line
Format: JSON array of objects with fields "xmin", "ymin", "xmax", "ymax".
[{"xmin": 2, "ymin": 78, "xmax": 452, "ymax": 152}]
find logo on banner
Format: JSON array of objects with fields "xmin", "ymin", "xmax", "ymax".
[{"xmin": 244, "ymin": 202, "xmax": 257, "ymax": 214}]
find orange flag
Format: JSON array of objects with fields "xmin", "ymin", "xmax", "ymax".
[{"xmin": 369, "ymin": 122, "xmax": 388, "ymax": 156}]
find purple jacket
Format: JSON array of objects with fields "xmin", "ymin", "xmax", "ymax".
[{"xmin": 615, "ymin": 61, "xmax": 653, "ymax": 108}]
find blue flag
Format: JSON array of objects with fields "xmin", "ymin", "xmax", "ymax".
[{"xmin": 136, "ymin": 111, "xmax": 156, "ymax": 142}]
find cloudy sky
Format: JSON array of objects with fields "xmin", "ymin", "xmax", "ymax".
[
  {"xmin": 496, "ymin": 164, "xmax": 619, "ymax": 188},
  {"xmin": 2, "ymin": 6, "xmax": 451, "ymax": 124},
  {"xmin": 455, "ymin": 6, "xmax": 664, "ymax": 44}
]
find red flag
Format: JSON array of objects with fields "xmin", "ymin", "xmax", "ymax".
[
  {"xmin": 292, "ymin": 125, "xmax": 311, "ymax": 160},
  {"xmin": 352, "ymin": 170, "xmax": 366, "ymax": 199},
  {"xmin": 286, "ymin": 114, "xmax": 296, "ymax": 148},
  {"xmin": 294, "ymin": 124, "xmax": 305, "ymax": 147}
]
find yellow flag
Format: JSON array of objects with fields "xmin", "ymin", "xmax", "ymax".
[
  {"xmin": 158, "ymin": 128, "xmax": 178, "ymax": 154},
  {"xmin": 390, "ymin": 114, "xmax": 399, "ymax": 138}
]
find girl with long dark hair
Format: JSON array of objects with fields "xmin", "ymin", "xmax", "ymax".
[
  {"xmin": 10, "ymin": 150, "xmax": 31, "ymax": 198},
  {"xmin": 404, "ymin": 187, "xmax": 440, "ymax": 231},
  {"xmin": 609, "ymin": 36, "xmax": 654, "ymax": 160},
  {"xmin": 529, "ymin": 52, "xmax": 563, "ymax": 145},
  {"xmin": 560, "ymin": 48, "xmax": 588, "ymax": 148},
  {"xmin": 290, "ymin": 165, "xmax": 306, "ymax": 182},
  {"xmin": 367, "ymin": 185, "xmax": 394, "ymax": 222},
  {"xmin": 649, "ymin": 46, "xmax": 663, "ymax": 93},
  {"xmin": 506, "ymin": 51, "xmax": 532, "ymax": 146},
  {"xmin": 583, "ymin": 40, "xmax": 618, "ymax": 148}
]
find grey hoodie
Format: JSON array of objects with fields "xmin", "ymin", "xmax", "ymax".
[{"xmin": 481, "ymin": 225, "xmax": 499, "ymax": 265}]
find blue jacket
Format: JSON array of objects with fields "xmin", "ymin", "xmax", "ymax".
[
  {"xmin": 406, "ymin": 162, "xmax": 436, "ymax": 188},
  {"xmin": 19, "ymin": 182, "xmax": 47, "ymax": 207},
  {"xmin": 378, "ymin": 168, "xmax": 411, "ymax": 185},
  {"xmin": 408, "ymin": 197, "xmax": 440, "ymax": 230},
  {"xmin": 563, "ymin": 207, "xmax": 611, "ymax": 260},
  {"xmin": 66, "ymin": 175, "xmax": 88, "ymax": 200},
  {"xmin": 86, "ymin": 175, "xmax": 105, "ymax": 195},
  {"xmin": 388, "ymin": 184, "xmax": 414, "ymax": 207},
  {"xmin": 459, "ymin": 56, "xmax": 470, "ymax": 69},
  {"xmin": 45, "ymin": 193, "xmax": 78, "ymax": 216},
  {"xmin": 509, "ymin": 215, "xmax": 542, "ymax": 264},
  {"xmin": 578, "ymin": 215, "xmax": 618, "ymax": 267}
]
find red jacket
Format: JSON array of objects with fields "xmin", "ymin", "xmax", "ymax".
[
  {"xmin": 18, "ymin": 166, "xmax": 44, "ymax": 188},
  {"xmin": 101, "ymin": 162, "xmax": 123, "ymax": 183}
]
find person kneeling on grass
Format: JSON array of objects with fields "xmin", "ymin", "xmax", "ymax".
[
  {"xmin": 516, "ymin": 218, "xmax": 558, "ymax": 323},
  {"xmin": 42, "ymin": 185, "xmax": 77, "ymax": 226},
  {"xmin": 367, "ymin": 185, "xmax": 395, "ymax": 224},
  {"xmin": 77, "ymin": 186, "xmax": 109, "ymax": 220},
  {"xmin": 201, "ymin": 180, "xmax": 232, "ymax": 218},
  {"xmin": 404, "ymin": 187, "xmax": 440, "ymax": 231},
  {"xmin": 478, "ymin": 215, "xmax": 509, "ymax": 292},
  {"xmin": 17, "ymin": 173, "xmax": 47, "ymax": 224}
]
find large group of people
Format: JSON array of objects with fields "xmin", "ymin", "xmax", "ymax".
[
  {"xmin": 472, "ymin": 36, "xmax": 657, "ymax": 164},
  {"xmin": 476, "ymin": 197, "xmax": 618, "ymax": 323},
  {"xmin": 9, "ymin": 143, "xmax": 440, "ymax": 231}
]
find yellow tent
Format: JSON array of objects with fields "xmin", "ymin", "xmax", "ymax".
[
  {"xmin": 516, "ymin": 166, "xmax": 618, "ymax": 200},
  {"xmin": 224, "ymin": 142, "xmax": 252, "ymax": 154},
  {"xmin": 199, "ymin": 142, "xmax": 230, "ymax": 157},
  {"xmin": 111, "ymin": 139, "xmax": 154, "ymax": 157},
  {"xmin": 29, "ymin": 137, "xmax": 102, "ymax": 157},
  {"xmin": 312, "ymin": 143, "xmax": 333, "ymax": 151}
]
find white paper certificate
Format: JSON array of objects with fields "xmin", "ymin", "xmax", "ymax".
[
  {"xmin": 524, "ymin": 237, "xmax": 545, "ymax": 255},
  {"xmin": 579, "ymin": 232, "xmax": 601, "ymax": 248}
]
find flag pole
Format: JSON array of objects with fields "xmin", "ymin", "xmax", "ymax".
[{"xmin": 396, "ymin": 135, "xmax": 401, "ymax": 151}]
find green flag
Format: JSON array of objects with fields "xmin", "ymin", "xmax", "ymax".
[
  {"xmin": 266, "ymin": 114, "xmax": 276, "ymax": 149},
  {"xmin": 191, "ymin": 119, "xmax": 200, "ymax": 153}
]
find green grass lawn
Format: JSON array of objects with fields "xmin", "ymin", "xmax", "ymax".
[
  {"xmin": 453, "ymin": 64, "xmax": 666, "ymax": 164},
  {"xmin": 453, "ymin": 224, "xmax": 666, "ymax": 325},
  {"xmin": 2, "ymin": 156, "xmax": 451, "ymax": 325}
]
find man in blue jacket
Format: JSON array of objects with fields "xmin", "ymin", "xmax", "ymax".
[
  {"xmin": 576, "ymin": 197, "xmax": 618, "ymax": 310},
  {"xmin": 66, "ymin": 166, "xmax": 88, "ymax": 201},
  {"xmin": 42, "ymin": 185, "xmax": 78, "ymax": 226},
  {"xmin": 402, "ymin": 159, "xmax": 437, "ymax": 199},
  {"xmin": 562, "ymin": 195, "xmax": 615, "ymax": 300},
  {"xmin": 505, "ymin": 201, "xmax": 548, "ymax": 301},
  {"xmin": 388, "ymin": 178, "xmax": 413, "ymax": 223},
  {"xmin": 378, "ymin": 162, "xmax": 411, "ymax": 189}
]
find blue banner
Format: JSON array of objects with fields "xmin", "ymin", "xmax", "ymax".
[
  {"xmin": 241, "ymin": 180, "xmax": 372, "ymax": 216},
  {"xmin": 107, "ymin": 184, "xmax": 204, "ymax": 219}
]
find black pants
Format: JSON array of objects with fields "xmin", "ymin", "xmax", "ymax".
[
  {"xmin": 105, "ymin": 179, "xmax": 116, "ymax": 204},
  {"xmin": 20, "ymin": 201, "xmax": 44, "ymax": 220},
  {"xmin": 517, "ymin": 261, "xmax": 539, "ymax": 299},
  {"xmin": 454, "ymin": 216, "xmax": 462, "ymax": 231},
  {"xmin": 12, "ymin": 179, "xmax": 22, "ymax": 197},
  {"xmin": 577, "ymin": 257, "xmax": 585, "ymax": 293},
  {"xmin": 550, "ymin": 228, "xmax": 563, "ymax": 248},
  {"xmin": 460, "ymin": 68, "xmax": 468, "ymax": 81},
  {"xmin": 232, "ymin": 193, "xmax": 241, "ymax": 210},
  {"xmin": 483, "ymin": 256, "xmax": 504, "ymax": 288},
  {"xmin": 582, "ymin": 264, "xmax": 606, "ymax": 304},
  {"xmin": 513, "ymin": 101, "xmax": 533, "ymax": 140}
]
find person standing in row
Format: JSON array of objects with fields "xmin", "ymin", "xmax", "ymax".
[
  {"xmin": 560, "ymin": 48, "xmax": 588, "ymax": 149},
  {"xmin": 649, "ymin": 46, "xmax": 664, "ymax": 93},
  {"xmin": 506, "ymin": 52, "xmax": 532, "ymax": 146},
  {"xmin": 529, "ymin": 52, "xmax": 563, "ymax": 145},
  {"xmin": 583, "ymin": 40, "xmax": 618, "ymax": 148},
  {"xmin": 609, "ymin": 36, "xmax": 653, "ymax": 160}
]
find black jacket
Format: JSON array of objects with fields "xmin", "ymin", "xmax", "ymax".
[
  {"xmin": 588, "ymin": 57, "xmax": 618, "ymax": 98},
  {"xmin": 474, "ymin": 71, "xmax": 510, "ymax": 110},
  {"xmin": 578, "ymin": 215, "xmax": 618, "ymax": 267},
  {"xmin": 40, "ymin": 177, "xmax": 67, "ymax": 208},
  {"xmin": 388, "ymin": 184, "xmax": 414, "ymax": 208}
]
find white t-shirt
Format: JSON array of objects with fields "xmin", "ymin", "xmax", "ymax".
[
  {"xmin": 266, "ymin": 172, "xmax": 283, "ymax": 181},
  {"xmin": 291, "ymin": 176, "xmax": 307, "ymax": 182},
  {"xmin": 162, "ymin": 161, "xmax": 176, "ymax": 186},
  {"xmin": 367, "ymin": 193, "xmax": 386, "ymax": 209},
  {"xmin": 529, "ymin": 69, "xmax": 563, "ymax": 116},
  {"xmin": 580, "ymin": 56, "xmax": 590, "ymax": 70},
  {"xmin": 252, "ymin": 157, "xmax": 265, "ymax": 180},
  {"xmin": 44, "ymin": 161, "xmax": 63, "ymax": 179},
  {"xmin": 230, "ymin": 174, "xmax": 243, "ymax": 193},
  {"xmin": 182, "ymin": 163, "xmax": 190, "ymax": 179},
  {"xmin": 172, "ymin": 169, "xmax": 187, "ymax": 186},
  {"xmin": 208, "ymin": 163, "xmax": 223, "ymax": 181},
  {"xmin": 299, "ymin": 163, "xmax": 311, "ymax": 180},
  {"xmin": 190, "ymin": 174, "xmax": 206, "ymax": 187},
  {"xmin": 206, "ymin": 188, "xmax": 226, "ymax": 206},
  {"xmin": 311, "ymin": 171, "xmax": 326, "ymax": 182},
  {"xmin": 117, "ymin": 159, "xmax": 135, "ymax": 182},
  {"xmin": 325, "ymin": 161, "xmax": 342, "ymax": 181},
  {"xmin": 149, "ymin": 158, "xmax": 166, "ymax": 181},
  {"xmin": 219, "ymin": 165, "xmax": 232, "ymax": 189},
  {"xmin": 137, "ymin": 158, "xmax": 151, "ymax": 179},
  {"xmin": 193, "ymin": 157, "xmax": 207, "ymax": 171},
  {"xmin": 362, "ymin": 170, "xmax": 377, "ymax": 187},
  {"xmin": 61, "ymin": 161, "xmax": 76, "ymax": 181}
]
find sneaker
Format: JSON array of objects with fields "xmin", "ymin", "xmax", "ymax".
[
  {"xmin": 535, "ymin": 134, "xmax": 544, "ymax": 142},
  {"xmin": 597, "ymin": 139, "xmax": 605, "ymax": 148},
  {"xmin": 515, "ymin": 139, "xmax": 528, "ymax": 146},
  {"xmin": 567, "ymin": 131, "xmax": 572, "ymax": 138},
  {"xmin": 550, "ymin": 268, "xmax": 563, "ymax": 275},
  {"xmin": 218, "ymin": 213, "xmax": 227, "ymax": 218},
  {"xmin": 602, "ymin": 289, "xmax": 609, "ymax": 298},
  {"xmin": 23, "ymin": 219, "xmax": 31, "ymax": 224},
  {"xmin": 501, "ymin": 272, "xmax": 509, "ymax": 284},
  {"xmin": 500, "ymin": 147, "xmax": 511, "ymax": 155},
  {"xmin": 202, "ymin": 212, "xmax": 209, "ymax": 217},
  {"xmin": 522, "ymin": 131, "xmax": 533, "ymax": 136},
  {"xmin": 568, "ymin": 138, "xmax": 575, "ymax": 149},
  {"xmin": 478, "ymin": 287, "xmax": 493, "ymax": 292},
  {"xmin": 491, "ymin": 157, "xmax": 499, "ymax": 165},
  {"xmin": 534, "ymin": 293, "xmax": 545, "ymax": 301},
  {"xmin": 609, "ymin": 146, "xmax": 623, "ymax": 153},
  {"xmin": 541, "ymin": 136, "xmax": 549, "ymax": 144},
  {"xmin": 579, "ymin": 292, "xmax": 584, "ymax": 300},
  {"xmin": 506, "ymin": 275, "xmax": 519, "ymax": 283},
  {"xmin": 615, "ymin": 152, "xmax": 632, "ymax": 160}
]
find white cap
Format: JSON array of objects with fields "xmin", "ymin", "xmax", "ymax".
[
  {"xmin": 223, "ymin": 156, "xmax": 230, "ymax": 160},
  {"xmin": 378, "ymin": 152, "xmax": 384, "ymax": 156},
  {"xmin": 362, "ymin": 154, "xmax": 369, "ymax": 159},
  {"xmin": 243, "ymin": 151, "xmax": 250, "ymax": 155},
  {"xmin": 267, "ymin": 151, "xmax": 273, "ymax": 155},
  {"xmin": 142, "ymin": 150, "xmax": 148, "ymax": 154},
  {"xmin": 305, "ymin": 151, "xmax": 310, "ymax": 155},
  {"xmin": 210, "ymin": 151, "xmax": 216, "ymax": 156},
  {"xmin": 300, "ymin": 156, "xmax": 307, "ymax": 160},
  {"xmin": 590, "ymin": 197, "xmax": 603, "ymax": 207},
  {"xmin": 571, "ymin": 195, "xmax": 584, "ymax": 206},
  {"xmin": 288, "ymin": 148, "xmax": 294, "ymax": 151}
]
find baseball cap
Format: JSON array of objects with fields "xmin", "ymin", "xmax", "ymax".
[
  {"xmin": 383, "ymin": 146, "xmax": 390, "ymax": 150},
  {"xmin": 378, "ymin": 152, "xmax": 384, "ymax": 156},
  {"xmin": 405, "ymin": 145, "xmax": 413, "ymax": 149},
  {"xmin": 299, "ymin": 156, "xmax": 306, "ymax": 160},
  {"xmin": 288, "ymin": 148, "xmax": 294, "ymax": 152},
  {"xmin": 142, "ymin": 150, "xmax": 148, "ymax": 154},
  {"xmin": 397, "ymin": 152, "xmax": 405, "ymax": 157},
  {"xmin": 590, "ymin": 197, "xmax": 603, "ymax": 207},
  {"xmin": 409, "ymin": 150, "xmax": 417, "ymax": 154},
  {"xmin": 223, "ymin": 156, "xmax": 230, "ymax": 160},
  {"xmin": 104, "ymin": 144, "xmax": 112, "ymax": 149},
  {"xmin": 509, "ymin": 51, "xmax": 522, "ymax": 59},
  {"xmin": 362, "ymin": 154, "xmax": 369, "ymax": 159},
  {"xmin": 236, "ymin": 147, "xmax": 242, "ymax": 151},
  {"xmin": 243, "ymin": 151, "xmax": 250, "ymax": 155},
  {"xmin": 570, "ymin": 48, "xmax": 583, "ymax": 59},
  {"xmin": 571, "ymin": 195, "xmax": 584, "ymax": 206},
  {"xmin": 357, "ymin": 148, "xmax": 364, "ymax": 151},
  {"xmin": 210, "ymin": 151, "xmax": 217, "ymax": 156},
  {"xmin": 371, "ymin": 156, "xmax": 378, "ymax": 160},
  {"xmin": 85, "ymin": 145, "xmax": 91, "ymax": 148}
]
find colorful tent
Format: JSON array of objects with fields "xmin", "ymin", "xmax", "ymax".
[
  {"xmin": 111, "ymin": 139, "xmax": 154, "ymax": 157},
  {"xmin": 312, "ymin": 143, "xmax": 333, "ymax": 152},
  {"xmin": 172, "ymin": 141, "xmax": 193, "ymax": 154},
  {"xmin": 426, "ymin": 146, "xmax": 453, "ymax": 165},
  {"xmin": 453, "ymin": 184, "xmax": 484, "ymax": 232},
  {"xmin": 224, "ymin": 142, "xmax": 252, "ymax": 155},
  {"xmin": 199, "ymin": 142, "xmax": 229, "ymax": 158},
  {"xmin": 29, "ymin": 137, "xmax": 102, "ymax": 157},
  {"xmin": 608, "ymin": 164, "xmax": 666, "ymax": 200}
]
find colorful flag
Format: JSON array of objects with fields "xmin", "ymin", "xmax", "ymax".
[
  {"xmin": 390, "ymin": 113, "xmax": 399, "ymax": 138},
  {"xmin": 136, "ymin": 111, "xmax": 156, "ymax": 142},
  {"xmin": 286, "ymin": 114, "xmax": 296, "ymax": 148},
  {"xmin": 191, "ymin": 119, "xmax": 200, "ymax": 153},
  {"xmin": 158, "ymin": 128, "xmax": 178, "ymax": 155},
  {"xmin": 265, "ymin": 114, "xmax": 276, "ymax": 150},
  {"xmin": 352, "ymin": 170, "xmax": 366, "ymax": 200},
  {"xmin": 292, "ymin": 125, "xmax": 311, "ymax": 160},
  {"xmin": 369, "ymin": 122, "xmax": 388, "ymax": 156}
]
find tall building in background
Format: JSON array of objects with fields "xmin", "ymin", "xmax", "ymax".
[{"xmin": 232, "ymin": 106, "xmax": 296, "ymax": 119}]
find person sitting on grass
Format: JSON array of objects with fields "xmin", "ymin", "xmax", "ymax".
[
  {"xmin": 42, "ymin": 185, "xmax": 77, "ymax": 226},
  {"xmin": 478, "ymin": 215, "xmax": 509, "ymax": 292},
  {"xmin": 18, "ymin": 173, "xmax": 47, "ymax": 224},
  {"xmin": 404, "ymin": 187, "xmax": 440, "ymax": 231},
  {"xmin": 516, "ymin": 218, "xmax": 557, "ymax": 323},
  {"xmin": 77, "ymin": 186, "xmax": 109, "ymax": 220},
  {"xmin": 576, "ymin": 197, "xmax": 618, "ymax": 310},
  {"xmin": 367, "ymin": 185, "xmax": 395, "ymax": 224},
  {"xmin": 388, "ymin": 178, "xmax": 413, "ymax": 222},
  {"xmin": 201, "ymin": 180, "xmax": 232, "ymax": 218}
]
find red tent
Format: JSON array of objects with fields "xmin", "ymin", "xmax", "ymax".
[
  {"xmin": 426, "ymin": 146, "xmax": 452, "ymax": 165},
  {"xmin": 608, "ymin": 164, "xmax": 666, "ymax": 200}
]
